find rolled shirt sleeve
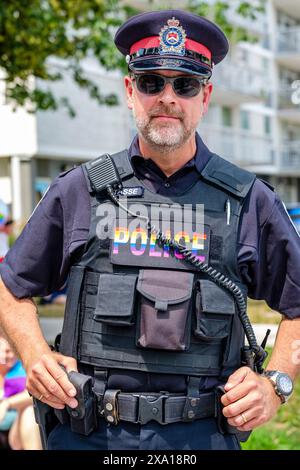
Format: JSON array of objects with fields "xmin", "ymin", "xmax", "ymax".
[
  {"xmin": 0, "ymin": 167, "xmax": 90, "ymax": 299},
  {"xmin": 238, "ymin": 180, "xmax": 300, "ymax": 319}
]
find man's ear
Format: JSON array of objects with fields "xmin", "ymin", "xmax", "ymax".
[
  {"xmin": 124, "ymin": 75, "xmax": 134, "ymax": 109},
  {"xmin": 202, "ymin": 82, "xmax": 213, "ymax": 114}
]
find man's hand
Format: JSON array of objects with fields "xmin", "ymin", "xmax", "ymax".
[
  {"xmin": 26, "ymin": 352, "xmax": 79, "ymax": 410},
  {"xmin": 221, "ymin": 366, "xmax": 282, "ymax": 431},
  {"xmin": 0, "ymin": 280, "xmax": 79, "ymax": 411}
]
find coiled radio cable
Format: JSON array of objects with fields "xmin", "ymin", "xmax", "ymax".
[{"xmin": 107, "ymin": 186, "xmax": 268, "ymax": 373}]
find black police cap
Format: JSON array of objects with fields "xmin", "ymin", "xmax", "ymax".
[{"xmin": 114, "ymin": 9, "xmax": 229, "ymax": 78}]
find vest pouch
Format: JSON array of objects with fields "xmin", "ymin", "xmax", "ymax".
[
  {"xmin": 194, "ymin": 279, "xmax": 235, "ymax": 342},
  {"xmin": 136, "ymin": 270, "xmax": 194, "ymax": 351},
  {"xmin": 93, "ymin": 273, "xmax": 138, "ymax": 326}
]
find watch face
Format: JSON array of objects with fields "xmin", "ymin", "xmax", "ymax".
[{"xmin": 277, "ymin": 374, "xmax": 293, "ymax": 395}]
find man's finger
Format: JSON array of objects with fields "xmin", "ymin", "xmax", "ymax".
[
  {"xmin": 224, "ymin": 367, "xmax": 252, "ymax": 392},
  {"xmin": 221, "ymin": 380, "xmax": 253, "ymax": 407},
  {"xmin": 42, "ymin": 362, "xmax": 78, "ymax": 407},
  {"xmin": 46, "ymin": 358, "xmax": 76, "ymax": 400},
  {"xmin": 236, "ymin": 416, "xmax": 261, "ymax": 432},
  {"xmin": 37, "ymin": 396, "xmax": 66, "ymax": 409},
  {"xmin": 56, "ymin": 353, "xmax": 78, "ymax": 375},
  {"xmin": 30, "ymin": 385, "xmax": 66, "ymax": 408},
  {"xmin": 226, "ymin": 405, "xmax": 261, "ymax": 427},
  {"xmin": 222, "ymin": 390, "xmax": 261, "ymax": 419}
]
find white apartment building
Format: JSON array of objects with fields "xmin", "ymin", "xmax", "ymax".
[
  {"xmin": 0, "ymin": 0, "xmax": 300, "ymax": 222},
  {"xmin": 201, "ymin": 0, "xmax": 300, "ymax": 204},
  {"xmin": 0, "ymin": 59, "xmax": 132, "ymax": 222}
]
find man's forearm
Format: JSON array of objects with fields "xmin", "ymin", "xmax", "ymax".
[
  {"xmin": 0, "ymin": 278, "xmax": 51, "ymax": 369},
  {"xmin": 266, "ymin": 317, "xmax": 300, "ymax": 380}
]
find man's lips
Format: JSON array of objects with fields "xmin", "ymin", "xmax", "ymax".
[{"xmin": 152, "ymin": 115, "xmax": 181, "ymax": 120}]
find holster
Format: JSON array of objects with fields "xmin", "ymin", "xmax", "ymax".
[
  {"xmin": 34, "ymin": 370, "xmax": 99, "ymax": 448},
  {"xmin": 64, "ymin": 370, "xmax": 97, "ymax": 436},
  {"xmin": 215, "ymin": 385, "xmax": 251, "ymax": 443},
  {"xmin": 33, "ymin": 398, "xmax": 59, "ymax": 450}
]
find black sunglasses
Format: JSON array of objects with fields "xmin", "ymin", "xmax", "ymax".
[{"xmin": 131, "ymin": 73, "xmax": 208, "ymax": 98}]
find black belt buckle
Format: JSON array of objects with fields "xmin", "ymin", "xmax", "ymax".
[{"xmin": 138, "ymin": 394, "xmax": 167, "ymax": 425}]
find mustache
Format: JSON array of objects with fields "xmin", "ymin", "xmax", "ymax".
[{"xmin": 149, "ymin": 106, "xmax": 184, "ymax": 120}]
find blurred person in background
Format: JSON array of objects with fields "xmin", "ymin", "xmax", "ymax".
[
  {"xmin": 0, "ymin": 335, "xmax": 42, "ymax": 450},
  {"xmin": 0, "ymin": 220, "xmax": 14, "ymax": 262},
  {"xmin": 0, "ymin": 198, "xmax": 13, "ymax": 264}
]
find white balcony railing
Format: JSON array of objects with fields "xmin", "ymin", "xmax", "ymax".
[
  {"xmin": 277, "ymin": 28, "xmax": 300, "ymax": 54},
  {"xmin": 199, "ymin": 124, "xmax": 274, "ymax": 166},
  {"xmin": 213, "ymin": 61, "xmax": 267, "ymax": 99},
  {"xmin": 281, "ymin": 141, "xmax": 300, "ymax": 169}
]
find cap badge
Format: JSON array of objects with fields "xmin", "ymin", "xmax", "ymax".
[{"xmin": 159, "ymin": 17, "xmax": 186, "ymax": 56}]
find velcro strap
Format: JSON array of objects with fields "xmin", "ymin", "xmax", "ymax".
[{"xmin": 155, "ymin": 300, "xmax": 168, "ymax": 311}]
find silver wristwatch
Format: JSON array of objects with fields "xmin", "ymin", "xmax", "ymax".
[{"xmin": 263, "ymin": 370, "xmax": 294, "ymax": 404}]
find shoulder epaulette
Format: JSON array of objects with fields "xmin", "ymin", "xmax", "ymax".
[{"xmin": 201, "ymin": 154, "xmax": 256, "ymax": 198}]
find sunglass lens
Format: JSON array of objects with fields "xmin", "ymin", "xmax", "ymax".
[
  {"xmin": 174, "ymin": 77, "xmax": 202, "ymax": 97},
  {"xmin": 136, "ymin": 74, "xmax": 165, "ymax": 95}
]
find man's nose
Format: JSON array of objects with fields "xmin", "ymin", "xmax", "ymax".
[{"xmin": 158, "ymin": 82, "xmax": 177, "ymax": 104}]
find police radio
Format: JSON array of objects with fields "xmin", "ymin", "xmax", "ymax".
[{"xmin": 85, "ymin": 154, "xmax": 122, "ymax": 194}]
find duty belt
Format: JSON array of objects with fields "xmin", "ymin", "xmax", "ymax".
[
  {"xmin": 99, "ymin": 389, "xmax": 216, "ymax": 425},
  {"xmin": 50, "ymin": 370, "xmax": 251, "ymax": 442}
]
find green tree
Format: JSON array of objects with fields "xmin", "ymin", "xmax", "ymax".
[
  {"xmin": 0, "ymin": 0, "xmax": 137, "ymax": 115},
  {"xmin": 187, "ymin": 0, "xmax": 265, "ymax": 42},
  {"xmin": 0, "ymin": 0, "xmax": 265, "ymax": 116}
]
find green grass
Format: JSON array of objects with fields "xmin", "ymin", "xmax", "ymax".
[
  {"xmin": 37, "ymin": 303, "xmax": 65, "ymax": 318},
  {"xmin": 247, "ymin": 299, "xmax": 281, "ymax": 325}
]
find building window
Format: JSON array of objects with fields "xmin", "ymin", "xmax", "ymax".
[
  {"xmin": 240, "ymin": 110, "xmax": 250, "ymax": 130},
  {"xmin": 262, "ymin": 57, "xmax": 269, "ymax": 73},
  {"xmin": 237, "ymin": 48, "xmax": 249, "ymax": 63},
  {"xmin": 203, "ymin": 103, "xmax": 217, "ymax": 124},
  {"xmin": 222, "ymin": 107, "xmax": 232, "ymax": 127},
  {"xmin": 264, "ymin": 116, "xmax": 271, "ymax": 135}
]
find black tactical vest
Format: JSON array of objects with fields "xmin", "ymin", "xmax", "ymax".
[{"xmin": 60, "ymin": 150, "xmax": 256, "ymax": 381}]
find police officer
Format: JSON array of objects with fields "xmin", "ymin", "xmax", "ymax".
[{"xmin": 0, "ymin": 10, "xmax": 299, "ymax": 451}]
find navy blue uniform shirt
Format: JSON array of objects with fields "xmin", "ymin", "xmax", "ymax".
[
  {"xmin": 1, "ymin": 132, "xmax": 300, "ymax": 318},
  {"xmin": 1, "ymin": 133, "xmax": 300, "ymax": 392}
]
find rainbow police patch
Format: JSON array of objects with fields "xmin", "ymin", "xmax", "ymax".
[
  {"xmin": 109, "ymin": 203, "xmax": 210, "ymax": 271},
  {"xmin": 159, "ymin": 17, "xmax": 186, "ymax": 56}
]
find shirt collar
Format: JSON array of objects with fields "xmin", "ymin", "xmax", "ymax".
[{"xmin": 128, "ymin": 131, "xmax": 212, "ymax": 174}]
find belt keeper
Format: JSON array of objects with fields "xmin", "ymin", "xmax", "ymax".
[
  {"xmin": 183, "ymin": 376, "xmax": 201, "ymax": 422},
  {"xmin": 182, "ymin": 397, "xmax": 200, "ymax": 422},
  {"xmin": 92, "ymin": 368, "xmax": 108, "ymax": 416},
  {"xmin": 103, "ymin": 389, "xmax": 121, "ymax": 425}
]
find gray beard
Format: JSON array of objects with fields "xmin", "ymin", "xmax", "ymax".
[{"xmin": 133, "ymin": 109, "xmax": 196, "ymax": 154}]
